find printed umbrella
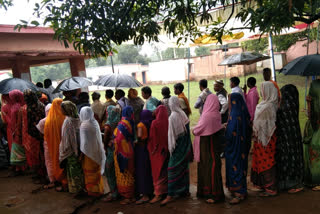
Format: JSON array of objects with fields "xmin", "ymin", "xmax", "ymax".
[
  {"xmin": 94, "ymin": 73, "xmax": 143, "ymax": 88},
  {"xmin": 53, "ymin": 77, "xmax": 93, "ymax": 93},
  {"xmin": 0, "ymin": 78, "xmax": 39, "ymax": 94},
  {"xmin": 280, "ymin": 54, "xmax": 320, "ymax": 76},
  {"xmin": 218, "ymin": 52, "xmax": 270, "ymax": 66}
]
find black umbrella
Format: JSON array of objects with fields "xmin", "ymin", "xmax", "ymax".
[
  {"xmin": 0, "ymin": 78, "xmax": 39, "ymax": 94},
  {"xmin": 280, "ymin": 54, "xmax": 320, "ymax": 76},
  {"xmin": 53, "ymin": 77, "xmax": 93, "ymax": 93},
  {"xmin": 94, "ymin": 73, "xmax": 143, "ymax": 88},
  {"xmin": 218, "ymin": 52, "xmax": 270, "ymax": 66}
]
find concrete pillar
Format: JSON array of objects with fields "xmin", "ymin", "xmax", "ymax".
[
  {"xmin": 12, "ymin": 57, "xmax": 31, "ymax": 81},
  {"xmin": 69, "ymin": 57, "xmax": 86, "ymax": 77},
  {"xmin": 69, "ymin": 57, "xmax": 88, "ymax": 93}
]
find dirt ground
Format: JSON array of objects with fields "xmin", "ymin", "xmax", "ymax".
[{"xmin": 0, "ymin": 160, "xmax": 319, "ymax": 214}]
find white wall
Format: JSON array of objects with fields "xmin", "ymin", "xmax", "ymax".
[{"xmin": 148, "ymin": 59, "xmax": 188, "ymax": 83}]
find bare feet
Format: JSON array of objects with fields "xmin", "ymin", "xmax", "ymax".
[
  {"xmin": 160, "ymin": 196, "xmax": 174, "ymax": 206},
  {"xmin": 136, "ymin": 195, "xmax": 149, "ymax": 205},
  {"xmin": 43, "ymin": 183, "xmax": 55, "ymax": 189},
  {"xmin": 150, "ymin": 195, "xmax": 162, "ymax": 204},
  {"xmin": 120, "ymin": 198, "xmax": 135, "ymax": 205}
]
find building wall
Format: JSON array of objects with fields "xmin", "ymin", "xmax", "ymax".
[
  {"xmin": 86, "ymin": 64, "xmax": 148, "ymax": 91},
  {"xmin": 191, "ymin": 47, "xmax": 257, "ymax": 80},
  {"xmin": 286, "ymin": 40, "xmax": 319, "ymax": 63},
  {"xmin": 148, "ymin": 59, "xmax": 189, "ymax": 84}
]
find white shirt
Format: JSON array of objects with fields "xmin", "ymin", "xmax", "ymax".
[
  {"xmin": 231, "ymin": 86, "xmax": 245, "ymax": 100},
  {"xmin": 217, "ymin": 94, "xmax": 228, "ymax": 114}
]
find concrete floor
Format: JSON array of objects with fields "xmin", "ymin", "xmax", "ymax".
[{"xmin": 0, "ymin": 162, "xmax": 319, "ymax": 214}]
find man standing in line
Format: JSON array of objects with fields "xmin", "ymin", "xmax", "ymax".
[
  {"xmin": 213, "ymin": 80, "xmax": 228, "ymax": 124},
  {"xmin": 174, "ymin": 83, "xmax": 192, "ymax": 118},
  {"xmin": 230, "ymin": 77, "xmax": 245, "ymax": 100},
  {"xmin": 44, "ymin": 79, "xmax": 63, "ymax": 102},
  {"xmin": 194, "ymin": 79, "xmax": 212, "ymax": 115}
]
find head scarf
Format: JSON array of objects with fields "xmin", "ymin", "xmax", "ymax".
[
  {"xmin": 168, "ymin": 96, "xmax": 189, "ymax": 154},
  {"xmin": 36, "ymin": 104, "xmax": 52, "ymax": 134},
  {"xmin": 115, "ymin": 106, "xmax": 135, "ymax": 173},
  {"xmin": 128, "ymin": 88, "xmax": 138, "ymax": 99},
  {"xmin": 253, "ymin": 81, "xmax": 279, "ymax": 146},
  {"xmin": 39, "ymin": 93, "xmax": 48, "ymax": 104},
  {"xmin": 1, "ymin": 94, "xmax": 12, "ymax": 124},
  {"xmin": 9, "ymin": 90, "xmax": 25, "ymax": 133},
  {"xmin": 24, "ymin": 89, "xmax": 45, "ymax": 140},
  {"xmin": 45, "ymin": 104, "xmax": 52, "ymax": 116},
  {"xmin": 106, "ymin": 105, "xmax": 120, "ymax": 129},
  {"xmin": 148, "ymin": 105, "xmax": 169, "ymax": 180},
  {"xmin": 61, "ymin": 101, "xmax": 79, "ymax": 118},
  {"xmin": 193, "ymin": 94, "xmax": 222, "ymax": 162},
  {"xmin": 80, "ymin": 107, "xmax": 106, "ymax": 174},
  {"xmin": 122, "ymin": 106, "xmax": 134, "ymax": 125},
  {"xmin": 59, "ymin": 105, "xmax": 81, "ymax": 165},
  {"xmin": 140, "ymin": 110, "xmax": 153, "ymax": 130},
  {"xmin": 44, "ymin": 98, "xmax": 66, "ymax": 181}
]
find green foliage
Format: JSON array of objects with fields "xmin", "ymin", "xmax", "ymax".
[
  {"xmin": 242, "ymin": 38, "xmax": 268, "ymax": 53},
  {"xmin": 195, "ymin": 46, "xmax": 212, "ymax": 56},
  {"xmin": 30, "ymin": 63, "xmax": 71, "ymax": 83},
  {"xmin": 242, "ymin": 28, "xmax": 318, "ymax": 53},
  {"xmin": 0, "ymin": 0, "xmax": 12, "ymax": 10},
  {"xmin": 11, "ymin": 0, "xmax": 320, "ymax": 57}
]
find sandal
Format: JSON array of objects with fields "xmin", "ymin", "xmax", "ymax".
[
  {"xmin": 288, "ymin": 187, "xmax": 304, "ymax": 194},
  {"xmin": 312, "ymin": 186, "xmax": 320, "ymax": 191},
  {"xmin": 259, "ymin": 191, "xmax": 277, "ymax": 197},
  {"xmin": 229, "ymin": 194, "xmax": 246, "ymax": 205},
  {"xmin": 206, "ymin": 199, "xmax": 216, "ymax": 204},
  {"xmin": 135, "ymin": 198, "xmax": 149, "ymax": 205}
]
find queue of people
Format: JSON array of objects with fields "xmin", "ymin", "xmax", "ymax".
[{"xmin": 0, "ymin": 69, "xmax": 319, "ymax": 206}]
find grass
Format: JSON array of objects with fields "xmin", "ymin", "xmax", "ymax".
[{"xmin": 91, "ymin": 72, "xmax": 310, "ymax": 133}]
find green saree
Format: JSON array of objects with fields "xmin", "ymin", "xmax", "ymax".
[{"xmin": 304, "ymin": 79, "xmax": 320, "ymax": 187}]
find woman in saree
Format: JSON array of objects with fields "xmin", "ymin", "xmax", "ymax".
[
  {"xmin": 37, "ymin": 104, "xmax": 55, "ymax": 188},
  {"xmin": 103, "ymin": 105, "xmax": 121, "ymax": 202},
  {"xmin": 23, "ymin": 89, "xmax": 46, "ymax": 180},
  {"xmin": 161, "ymin": 96, "xmax": 192, "ymax": 206},
  {"xmin": 148, "ymin": 105, "xmax": 169, "ymax": 204},
  {"xmin": 303, "ymin": 79, "xmax": 320, "ymax": 191},
  {"xmin": 251, "ymin": 81, "xmax": 279, "ymax": 196},
  {"xmin": 44, "ymin": 98, "xmax": 67, "ymax": 190},
  {"xmin": 135, "ymin": 110, "xmax": 154, "ymax": 205},
  {"xmin": 1, "ymin": 94, "xmax": 12, "ymax": 151},
  {"xmin": 113, "ymin": 106, "xmax": 135, "ymax": 204},
  {"xmin": 80, "ymin": 107, "xmax": 106, "ymax": 196},
  {"xmin": 59, "ymin": 101, "xmax": 84, "ymax": 194},
  {"xmin": 9, "ymin": 90, "xmax": 26, "ymax": 174},
  {"xmin": 276, "ymin": 84, "xmax": 304, "ymax": 193},
  {"xmin": 193, "ymin": 94, "xmax": 224, "ymax": 204},
  {"xmin": 225, "ymin": 93, "xmax": 251, "ymax": 204}
]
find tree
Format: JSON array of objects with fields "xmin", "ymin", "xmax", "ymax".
[
  {"xmin": 11, "ymin": 1, "xmax": 320, "ymax": 57},
  {"xmin": 0, "ymin": 0, "xmax": 12, "ymax": 10},
  {"xmin": 195, "ymin": 46, "xmax": 212, "ymax": 56},
  {"xmin": 30, "ymin": 63, "xmax": 71, "ymax": 83}
]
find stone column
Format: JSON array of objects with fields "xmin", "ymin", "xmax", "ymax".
[
  {"xmin": 69, "ymin": 57, "xmax": 86, "ymax": 77},
  {"xmin": 69, "ymin": 57, "xmax": 88, "ymax": 92},
  {"xmin": 12, "ymin": 56, "xmax": 31, "ymax": 81}
]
